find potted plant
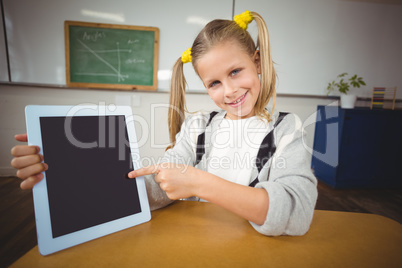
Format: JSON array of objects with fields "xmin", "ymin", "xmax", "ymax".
[{"xmin": 327, "ymin": 73, "xmax": 366, "ymax": 109}]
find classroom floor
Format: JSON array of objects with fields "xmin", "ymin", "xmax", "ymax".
[{"xmin": 1, "ymin": 176, "xmax": 401, "ymax": 267}]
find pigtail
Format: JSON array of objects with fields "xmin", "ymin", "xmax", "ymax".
[
  {"xmin": 167, "ymin": 57, "xmax": 187, "ymax": 150},
  {"xmin": 251, "ymin": 12, "xmax": 277, "ymax": 122}
]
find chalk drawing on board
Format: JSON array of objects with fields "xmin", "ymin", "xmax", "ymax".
[
  {"xmin": 65, "ymin": 21, "xmax": 159, "ymax": 91},
  {"xmin": 74, "ymin": 39, "xmax": 131, "ymax": 82}
]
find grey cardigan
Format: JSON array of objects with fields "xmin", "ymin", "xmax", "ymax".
[{"xmin": 144, "ymin": 110, "xmax": 317, "ymax": 236}]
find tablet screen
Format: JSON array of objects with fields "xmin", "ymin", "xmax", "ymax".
[{"xmin": 40, "ymin": 115, "xmax": 141, "ymax": 238}]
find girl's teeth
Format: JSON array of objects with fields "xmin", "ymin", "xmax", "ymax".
[{"xmin": 233, "ymin": 93, "xmax": 245, "ymax": 104}]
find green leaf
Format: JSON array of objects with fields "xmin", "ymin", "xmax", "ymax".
[
  {"xmin": 338, "ymin": 72, "xmax": 348, "ymax": 78},
  {"xmin": 327, "ymin": 73, "xmax": 364, "ymax": 94}
]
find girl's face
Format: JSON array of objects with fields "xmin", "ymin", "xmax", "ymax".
[{"xmin": 196, "ymin": 41, "xmax": 261, "ymax": 120}]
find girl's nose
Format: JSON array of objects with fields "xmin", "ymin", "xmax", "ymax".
[{"xmin": 223, "ymin": 81, "xmax": 238, "ymax": 99}]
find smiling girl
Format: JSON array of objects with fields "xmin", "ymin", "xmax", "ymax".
[
  {"xmin": 128, "ymin": 11, "xmax": 318, "ymax": 236},
  {"xmin": 11, "ymin": 11, "xmax": 317, "ymax": 236}
]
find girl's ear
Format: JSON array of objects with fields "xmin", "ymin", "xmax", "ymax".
[{"xmin": 253, "ymin": 50, "xmax": 261, "ymax": 74}]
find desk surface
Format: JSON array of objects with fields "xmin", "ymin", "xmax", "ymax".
[{"xmin": 11, "ymin": 201, "xmax": 402, "ymax": 268}]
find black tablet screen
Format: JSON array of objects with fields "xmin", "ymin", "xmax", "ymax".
[{"xmin": 40, "ymin": 115, "xmax": 141, "ymax": 238}]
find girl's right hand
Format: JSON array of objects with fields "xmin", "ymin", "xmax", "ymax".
[{"xmin": 10, "ymin": 134, "xmax": 48, "ymax": 190}]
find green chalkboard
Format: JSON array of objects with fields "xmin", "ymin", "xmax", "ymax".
[{"xmin": 65, "ymin": 21, "xmax": 159, "ymax": 90}]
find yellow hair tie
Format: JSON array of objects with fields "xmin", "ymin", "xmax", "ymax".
[
  {"xmin": 181, "ymin": 48, "xmax": 192, "ymax": 63},
  {"xmin": 234, "ymin": 10, "xmax": 253, "ymax": 30}
]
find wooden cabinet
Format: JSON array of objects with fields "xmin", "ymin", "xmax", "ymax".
[{"xmin": 311, "ymin": 106, "xmax": 402, "ymax": 188}]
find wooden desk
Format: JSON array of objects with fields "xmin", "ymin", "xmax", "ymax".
[{"xmin": 11, "ymin": 201, "xmax": 402, "ymax": 267}]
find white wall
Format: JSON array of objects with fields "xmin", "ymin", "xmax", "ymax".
[
  {"xmin": 3, "ymin": 0, "xmax": 402, "ymax": 96},
  {"xmin": 235, "ymin": 0, "xmax": 402, "ymax": 97},
  {"xmin": 3, "ymin": 0, "xmax": 231, "ymax": 91}
]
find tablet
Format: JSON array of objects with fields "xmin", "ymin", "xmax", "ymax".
[{"xmin": 25, "ymin": 105, "xmax": 151, "ymax": 256}]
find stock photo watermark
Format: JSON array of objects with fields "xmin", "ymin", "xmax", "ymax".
[{"xmin": 60, "ymin": 102, "xmax": 340, "ymax": 170}]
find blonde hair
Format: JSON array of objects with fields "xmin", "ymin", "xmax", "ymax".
[{"xmin": 168, "ymin": 11, "xmax": 276, "ymax": 148}]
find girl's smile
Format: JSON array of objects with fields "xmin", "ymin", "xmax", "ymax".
[
  {"xmin": 227, "ymin": 91, "xmax": 248, "ymax": 107},
  {"xmin": 196, "ymin": 41, "xmax": 261, "ymax": 120}
]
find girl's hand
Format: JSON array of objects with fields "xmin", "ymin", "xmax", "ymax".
[
  {"xmin": 10, "ymin": 134, "xmax": 48, "ymax": 190},
  {"xmin": 128, "ymin": 163, "xmax": 200, "ymax": 200}
]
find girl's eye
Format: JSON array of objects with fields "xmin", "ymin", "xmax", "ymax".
[
  {"xmin": 231, "ymin": 69, "xmax": 241, "ymax": 76},
  {"xmin": 209, "ymin": 80, "xmax": 220, "ymax": 88}
]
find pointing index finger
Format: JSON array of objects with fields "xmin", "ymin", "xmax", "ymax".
[{"xmin": 128, "ymin": 165, "xmax": 159, "ymax": 179}]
